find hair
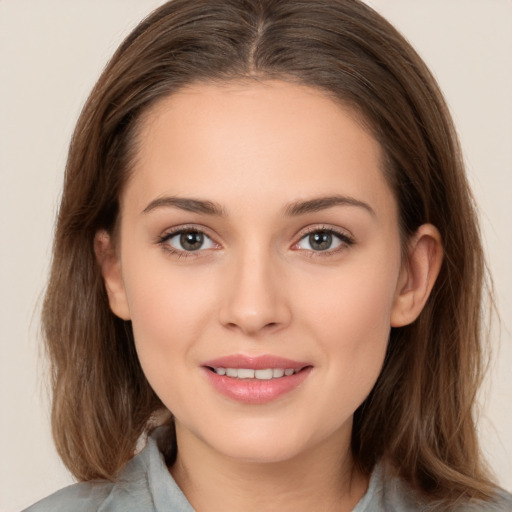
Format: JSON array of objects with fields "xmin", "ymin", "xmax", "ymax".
[{"xmin": 42, "ymin": 0, "xmax": 497, "ymax": 507}]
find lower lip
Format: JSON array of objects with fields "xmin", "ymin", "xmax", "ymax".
[{"xmin": 203, "ymin": 367, "xmax": 312, "ymax": 404}]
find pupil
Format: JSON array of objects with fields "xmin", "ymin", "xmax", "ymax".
[
  {"xmin": 310, "ymin": 232, "xmax": 332, "ymax": 251},
  {"xmin": 180, "ymin": 232, "xmax": 203, "ymax": 251}
]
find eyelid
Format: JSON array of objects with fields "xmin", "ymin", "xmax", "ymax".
[
  {"xmin": 156, "ymin": 224, "xmax": 221, "ymax": 256},
  {"xmin": 296, "ymin": 224, "xmax": 354, "ymax": 241},
  {"xmin": 292, "ymin": 225, "xmax": 355, "ymax": 253},
  {"xmin": 157, "ymin": 222, "xmax": 218, "ymax": 237},
  {"xmin": 155, "ymin": 223, "xmax": 354, "ymax": 258}
]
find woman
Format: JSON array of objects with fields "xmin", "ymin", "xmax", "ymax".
[{"xmin": 25, "ymin": 0, "xmax": 512, "ymax": 510}]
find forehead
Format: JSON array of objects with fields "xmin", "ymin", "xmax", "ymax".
[{"xmin": 125, "ymin": 79, "xmax": 394, "ymax": 218}]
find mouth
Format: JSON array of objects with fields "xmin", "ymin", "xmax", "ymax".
[
  {"xmin": 202, "ymin": 355, "xmax": 313, "ymax": 404},
  {"xmin": 207, "ymin": 366, "xmax": 304, "ymax": 379}
]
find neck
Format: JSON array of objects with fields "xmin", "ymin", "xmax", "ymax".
[{"xmin": 170, "ymin": 422, "xmax": 369, "ymax": 512}]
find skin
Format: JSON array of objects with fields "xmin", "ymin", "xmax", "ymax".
[{"xmin": 96, "ymin": 80, "xmax": 442, "ymax": 511}]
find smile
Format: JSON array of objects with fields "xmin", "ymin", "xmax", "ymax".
[
  {"xmin": 202, "ymin": 355, "xmax": 313, "ymax": 404},
  {"xmin": 211, "ymin": 367, "xmax": 297, "ymax": 379}
]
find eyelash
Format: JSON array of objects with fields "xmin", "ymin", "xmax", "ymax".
[
  {"xmin": 293, "ymin": 225, "xmax": 355, "ymax": 258},
  {"xmin": 156, "ymin": 225, "xmax": 218, "ymax": 259},
  {"xmin": 156, "ymin": 224, "xmax": 355, "ymax": 259}
]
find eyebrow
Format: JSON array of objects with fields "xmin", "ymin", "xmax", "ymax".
[
  {"xmin": 142, "ymin": 196, "xmax": 225, "ymax": 216},
  {"xmin": 142, "ymin": 194, "xmax": 375, "ymax": 217},
  {"xmin": 284, "ymin": 195, "xmax": 376, "ymax": 217}
]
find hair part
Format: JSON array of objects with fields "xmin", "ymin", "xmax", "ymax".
[{"xmin": 42, "ymin": 0, "xmax": 496, "ymax": 506}]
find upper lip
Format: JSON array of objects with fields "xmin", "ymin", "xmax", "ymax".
[{"xmin": 202, "ymin": 354, "xmax": 311, "ymax": 371}]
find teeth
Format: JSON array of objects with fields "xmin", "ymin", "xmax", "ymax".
[
  {"xmin": 255, "ymin": 369, "xmax": 273, "ymax": 380},
  {"xmin": 237, "ymin": 368, "xmax": 255, "ymax": 379},
  {"xmin": 214, "ymin": 367, "xmax": 297, "ymax": 379}
]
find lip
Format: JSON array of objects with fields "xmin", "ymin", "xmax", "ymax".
[
  {"xmin": 202, "ymin": 354, "xmax": 309, "ymax": 370},
  {"xmin": 202, "ymin": 354, "xmax": 313, "ymax": 404}
]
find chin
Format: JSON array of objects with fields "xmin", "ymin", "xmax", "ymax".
[
  {"xmin": 193, "ymin": 417, "xmax": 339, "ymax": 465},
  {"xmin": 215, "ymin": 438, "xmax": 306, "ymax": 464}
]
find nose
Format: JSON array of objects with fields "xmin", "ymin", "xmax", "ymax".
[{"xmin": 218, "ymin": 245, "xmax": 292, "ymax": 336}]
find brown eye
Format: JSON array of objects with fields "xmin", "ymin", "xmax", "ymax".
[{"xmin": 180, "ymin": 231, "xmax": 204, "ymax": 251}]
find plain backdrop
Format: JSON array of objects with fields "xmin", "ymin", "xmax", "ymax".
[{"xmin": 0, "ymin": 1, "xmax": 511, "ymax": 510}]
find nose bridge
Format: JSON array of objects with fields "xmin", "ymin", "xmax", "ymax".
[{"xmin": 218, "ymin": 239, "xmax": 290, "ymax": 335}]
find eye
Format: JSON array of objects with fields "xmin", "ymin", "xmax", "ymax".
[
  {"xmin": 162, "ymin": 230, "xmax": 216, "ymax": 252},
  {"xmin": 295, "ymin": 229, "xmax": 353, "ymax": 252}
]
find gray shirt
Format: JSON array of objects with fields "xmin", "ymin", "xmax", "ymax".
[{"xmin": 25, "ymin": 428, "xmax": 512, "ymax": 512}]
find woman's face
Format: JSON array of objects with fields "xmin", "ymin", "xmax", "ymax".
[{"xmin": 108, "ymin": 80, "xmax": 407, "ymax": 463}]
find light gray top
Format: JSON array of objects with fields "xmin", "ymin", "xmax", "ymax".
[{"xmin": 25, "ymin": 428, "xmax": 512, "ymax": 512}]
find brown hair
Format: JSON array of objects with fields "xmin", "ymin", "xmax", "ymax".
[{"xmin": 42, "ymin": 0, "xmax": 497, "ymax": 506}]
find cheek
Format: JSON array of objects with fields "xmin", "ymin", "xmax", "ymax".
[
  {"xmin": 300, "ymin": 258, "xmax": 398, "ymax": 343},
  {"xmin": 298, "ymin": 268, "xmax": 397, "ymax": 430},
  {"xmin": 295, "ymin": 255, "xmax": 400, "ymax": 392},
  {"xmin": 124, "ymin": 277, "xmax": 210, "ymax": 419},
  {"xmin": 126, "ymin": 266, "xmax": 215, "ymax": 343},
  {"xmin": 121, "ymin": 256, "xmax": 220, "ymax": 393}
]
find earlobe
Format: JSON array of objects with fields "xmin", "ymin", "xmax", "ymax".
[
  {"xmin": 94, "ymin": 230, "xmax": 131, "ymax": 321},
  {"xmin": 390, "ymin": 224, "xmax": 443, "ymax": 327}
]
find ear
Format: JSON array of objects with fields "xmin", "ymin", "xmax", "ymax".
[
  {"xmin": 391, "ymin": 224, "xmax": 443, "ymax": 327},
  {"xmin": 94, "ymin": 230, "xmax": 131, "ymax": 320}
]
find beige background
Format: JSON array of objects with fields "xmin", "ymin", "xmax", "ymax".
[{"xmin": 0, "ymin": 1, "xmax": 511, "ymax": 510}]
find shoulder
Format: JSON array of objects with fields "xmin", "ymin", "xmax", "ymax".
[
  {"xmin": 24, "ymin": 427, "xmax": 193, "ymax": 512},
  {"xmin": 354, "ymin": 463, "xmax": 512, "ymax": 512},
  {"xmin": 23, "ymin": 480, "xmax": 115, "ymax": 512},
  {"xmin": 24, "ymin": 433, "xmax": 158, "ymax": 512},
  {"xmin": 23, "ymin": 458, "xmax": 155, "ymax": 512},
  {"xmin": 460, "ymin": 490, "xmax": 512, "ymax": 512}
]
